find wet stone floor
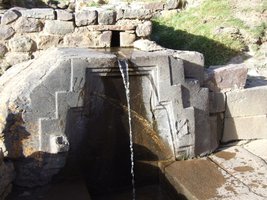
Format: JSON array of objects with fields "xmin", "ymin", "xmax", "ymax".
[
  {"xmin": 92, "ymin": 185, "xmax": 175, "ymax": 200},
  {"xmin": 7, "ymin": 181, "xmax": 176, "ymax": 200}
]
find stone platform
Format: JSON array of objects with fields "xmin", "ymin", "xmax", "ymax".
[{"xmin": 163, "ymin": 139, "xmax": 267, "ymax": 200}]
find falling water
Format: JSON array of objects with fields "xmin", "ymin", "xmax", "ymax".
[{"xmin": 118, "ymin": 59, "xmax": 136, "ymax": 200}]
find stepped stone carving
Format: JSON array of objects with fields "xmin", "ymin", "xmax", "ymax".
[{"xmin": 0, "ymin": 48, "xmax": 214, "ymax": 189}]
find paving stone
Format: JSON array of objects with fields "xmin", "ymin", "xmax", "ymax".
[
  {"xmin": 1, "ymin": 9, "xmax": 19, "ymax": 25},
  {"xmin": 243, "ymin": 139, "xmax": 267, "ymax": 161},
  {"xmin": 44, "ymin": 20, "xmax": 74, "ymax": 35},
  {"xmin": 14, "ymin": 17, "xmax": 43, "ymax": 33},
  {"xmin": 0, "ymin": 25, "xmax": 15, "ymax": 40},
  {"xmin": 210, "ymin": 146, "xmax": 267, "ymax": 198},
  {"xmin": 163, "ymin": 158, "xmax": 257, "ymax": 200}
]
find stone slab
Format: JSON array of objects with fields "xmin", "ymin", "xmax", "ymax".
[
  {"xmin": 204, "ymin": 64, "xmax": 247, "ymax": 92},
  {"xmin": 243, "ymin": 139, "xmax": 267, "ymax": 161},
  {"xmin": 171, "ymin": 50, "xmax": 205, "ymax": 86},
  {"xmin": 85, "ymin": 24, "xmax": 135, "ymax": 31},
  {"xmin": 44, "ymin": 20, "xmax": 74, "ymax": 35},
  {"xmin": 210, "ymin": 146, "xmax": 267, "ymax": 198},
  {"xmin": 163, "ymin": 158, "xmax": 263, "ymax": 200},
  {"xmin": 223, "ymin": 115, "xmax": 267, "ymax": 142},
  {"xmin": 20, "ymin": 8, "xmax": 55, "ymax": 20},
  {"xmin": 225, "ymin": 86, "xmax": 267, "ymax": 117}
]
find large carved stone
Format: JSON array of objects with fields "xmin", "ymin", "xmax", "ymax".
[{"xmin": 0, "ymin": 48, "xmax": 214, "ymax": 191}]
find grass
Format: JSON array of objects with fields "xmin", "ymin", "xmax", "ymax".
[{"xmin": 151, "ymin": 0, "xmax": 251, "ymax": 66}]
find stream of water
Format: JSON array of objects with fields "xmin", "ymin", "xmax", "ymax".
[{"xmin": 118, "ymin": 59, "xmax": 136, "ymax": 200}]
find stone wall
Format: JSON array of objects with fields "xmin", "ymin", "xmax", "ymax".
[
  {"xmin": 0, "ymin": 0, "xmax": 185, "ymax": 74},
  {"xmin": 0, "ymin": 7, "xmax": 153, "ymax": 73}
]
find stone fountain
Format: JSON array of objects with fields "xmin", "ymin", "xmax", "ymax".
[{"xmin": 0, "ymin": 47, "xmax": 216, "ymax": 198}]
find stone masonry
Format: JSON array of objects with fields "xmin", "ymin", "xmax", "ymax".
[{"xmin": 0, "ymin": 48, "xmax": 214, "ymax": 189}]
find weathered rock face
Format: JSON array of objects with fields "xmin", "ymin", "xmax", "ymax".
[
  {"xmin": 0, "ymin": 48, "xmax": 214, "ymax": 192},
  {"xmin": 204, "ymin": 64, "xmax": 248, "ymax": 92},
  {"xmin": 0, "ymin": 149, "xmax": 15, "ymax": 200}
]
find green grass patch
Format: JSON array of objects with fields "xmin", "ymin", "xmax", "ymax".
[{"xmin": 151, "ymin": 0, "xmax": 248, "ymax": 66}]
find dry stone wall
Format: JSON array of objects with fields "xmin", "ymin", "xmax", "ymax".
[
  {"xmin": 0, "ymin": 0, "xmax": 186, "ymax": 74},
  {"xmin": 0, "ymin": 7, "xmax": 153, "ymax": 73}
]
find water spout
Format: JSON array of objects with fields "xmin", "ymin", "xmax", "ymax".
[{"xmin": 118, "ymin": 59, "xmax": 136, "ymax": 200}]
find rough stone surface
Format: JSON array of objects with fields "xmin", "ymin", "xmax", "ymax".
[
  {"xmin": 172, "ymin": 50, "xmax": 205, "ymax": 86},
  {"xmin": 123, "ymin": 9, "xmax": 152, "ymax": 19},
  {"xmin": 166, "ymin": 0, "xmax": 179, "ymax": 9},
  {"xmin": 120, "ymin": 31, "xmax": 136, "ymax": 47},
  {"xmin": 56, "ymin": 9, "xmax": 73, "ymax": 21},
  {"xmin": 134, "ymin": 39, "xmax": 165, "ymax": 51},
  {"xmin": 5, "ymin": 52, "xmax": 31, "ymax": 66},
  {"xmin": 14, "ymin": 17, "xmax": 43, "ymax": 33},
  {"xmin": 36, "ymin": 34, "xmax": 62, "ymax": 50},
  {"xmin": 0, "ymin": 48, "xmax": 117, "ymax": 186},
  {"xmin": 144, "ymin": 2, "xmax": 164, "ymax": 11},
  {"xmin": 209, "ymin": 92, "xmax": 225, "ymax": 114},
  {"xmin": 63, "ymin": 31, "xmax": 100, "ymax": 47},
  {"xmin": 75, "ymin": 10, "xmax": 97, "ymax": 26},
  {"xmin": 1, "ymin": 9, "xmax": 19, "ymax": 25},
  {"xmin": 9, "ymin": 36, "xmax": 34, "ymax": 52},
  {"xmin": 99, "ymin": 31, "xmax": 112, "ymax": 47},
  {"xmin": 44, "ymin": 20, "xmax": 74, "ymax": 35},
  {"xmin": 98, "ymin": 10, "xmax": 116, "ymax": 25},
  {"xmin": 0, "ymin": 59, "xmax": 10, "ymax": 73},
  {"xmin": 0, "ymin": 44, "xmax": 7, "ymax": 57},
  {"xmin": 204, "ymin": 64, "xmax": 248, "ymax": 92},
  {"xmin": 0, "ymin": 160, "xmax": 15, "ymax": 200},
  {"xmin": 136, "ymin": 21, "xmax": 152, "ymax": 37},
  {"xmin": 0, "ymin": 48, "xmax": 212, "ymax": 187},
  {"xmin": 20, "ymin": 8, "xmax": 55, "ymax": 20},
  {"xmin": 0, "ymin": 25, "xmax": 15, "ymax": 40},
  {"xmin": 209, "ymin": 114, "xmax": 224, "ymax": 147}
]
